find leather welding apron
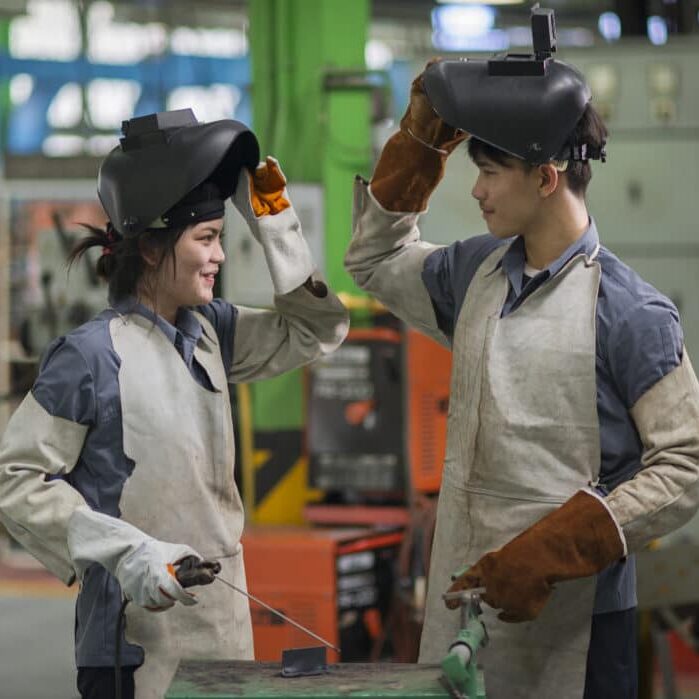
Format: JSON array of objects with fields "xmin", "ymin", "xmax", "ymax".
[
  {"xmin": 111, "ymin": 312, "xmax": 254, "ymax": 699},
  {"xmin": 419, "ymin": 244, "xmax": 602, "ymax": 699}
]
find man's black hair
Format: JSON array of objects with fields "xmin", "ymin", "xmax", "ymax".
[{"xmin": 467, "ymin": 103, "xmax": 608, "ymax": 197}]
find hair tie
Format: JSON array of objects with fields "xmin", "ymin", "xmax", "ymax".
[{"xmin": 102, "ymin": 223, "xmax": 121, "ymax": 256}]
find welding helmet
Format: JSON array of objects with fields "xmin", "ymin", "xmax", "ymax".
[
  {"xmin": 423, "ymin": 8, "xmax": 605, "ymax": 164},
  {"xmin": 98, "ymin": 108, "xmax": 260, "ymax": 237}
]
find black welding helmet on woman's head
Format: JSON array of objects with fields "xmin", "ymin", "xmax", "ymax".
[
  {"xmin": 98, "ymin": 108, "xmax": 260, "ymax": 237},
  {"xmin": 423, "ymin": 7, "xmax": 605, "ymax": 164}
]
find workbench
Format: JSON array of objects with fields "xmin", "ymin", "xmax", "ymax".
[{"xmin": 166, "ymin": 660, "xmax": 482, "ymax": 698}]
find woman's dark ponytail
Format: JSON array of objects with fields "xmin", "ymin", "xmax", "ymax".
[
  {"xmin": 69, "ymin": 222, "xmax": 126, "ymax": 282},
  {"xmin": 69, "ymin": 222, "xmax": 184, "ymax": 304}
]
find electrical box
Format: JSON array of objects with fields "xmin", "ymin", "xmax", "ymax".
[
  {"xmin": 241, "ymin": 526, "xmax": 403, "ymax": 663},
  {"xmin": 307, "ymin": 328, "xmax": 404, "ymax": 494},
  {"xmin": 306, "ymin": 326, "xmax": 451, "ymax": 498}
]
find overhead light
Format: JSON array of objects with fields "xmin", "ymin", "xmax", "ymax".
[
  {"xmin": 647, "ymin": 16, "xmax": 668, "ymax": 45},
  {"xmin": 10, "ymin": 0, "xmax": 81, "ymax": 61},
  {"xmin": 598, "ymin": 12, "xmax": 622, "ymax": 42},
  {"xmin": 432, "ymin": 5, "xmax": 503, "ymax": 51},
  {"xmin": 365, "ymin": 39, "xmax": 394, "ymax": 70},
  {"xmin": 436, "ymin": 0, "xmax": 523, "ymax": 4},
  {"xmin": 10, "ymin": 74, "xmax": 34, "ymax": 106},
  {"xmin": 47, "ymin": 83, "xmax": 83, "ymax": 129},
  {"xmin": 42, "ymin": 135, "xmax": 85, "ymax": 157},
  {"xmin": 167, "ymin": 85, "xmax": 242, "ymax": 122},
  {"xmin": 87, "ymin": 135, "xmax": 119, "ymax": 156},
  {"xmin": 87, "ymin": 80, "xmax": 142, "ymax": 130},
  {"xmin": 432, "ymin": 5, "xmax": 495, "ymax": 38}
]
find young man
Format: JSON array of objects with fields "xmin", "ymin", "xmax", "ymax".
[{"xmin": 345, "ymin": 56, "xmax": 699, "ymax": 699}]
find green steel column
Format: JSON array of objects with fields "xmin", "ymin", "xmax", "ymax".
[
  {"xmin": 249, "ymin": 0, "xmax": 372, "ymax": 184},
  {"xmin": 246, "ymin": 0, "xmax": 371, "ymax": 522},
  {"xmin": 0, "ymin": 21, "xmax": 10, "ymax": 161},
  {"xmin": 0, "ymin": 22, "xmax": 11, "ymax": 439}
]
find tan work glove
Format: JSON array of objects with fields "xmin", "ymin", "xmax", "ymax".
[
  {"xmin": 370, "ymin": 62, "xmax": 467, "ymax": 212},
  {"xmin": 246, "ymin": 156, "xmax": 292, "ymax": 217},
  {"xmin": 67, "ymin": 506, "xmax": 199, "ymax": 611},
  {"xmin": 232, "ymin": 157, "xmax": 319, "ymax": 296},
  {"xmin": 446, "ymin": 490, "xmax": 625, "ymax": 622}
]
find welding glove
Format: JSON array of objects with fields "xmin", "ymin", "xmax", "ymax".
[
  {"xmin": 446, "ymin": 490, "xmax": 625, "ymax": 622},
  {"xmin": 67, "ymin": 506, "xmax": 200, "ymax": 611},
  {"xmin": 232, "ymin": 156, "xmax": 316, "ymax": 296},
  {"xmin": 371, "ymin": 62, "xmax": 467, "ymax": 212}
]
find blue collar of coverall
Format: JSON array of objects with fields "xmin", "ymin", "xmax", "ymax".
[
  {"xmin": 111, "ymin": 297, "xmax": 205, "ymax": 347},
  {"xmin": 488, "ymin": 217, "xmax": 600, "ymax": 296}
]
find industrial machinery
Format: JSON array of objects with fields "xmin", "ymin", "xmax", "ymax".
[
  {"xmin": 241, "ymin": 526, "xmax": 404, "ymax": 663},
  {"xmin": 20, "ymin": 209, "xmax": 106, "ymax": 357},
  {"xmin": 306, "ymin": 324, "xmax": 452, "ymax": 502},
  {"xmin": 307, "ymin": 326, "xmax": 404, "ymax": 497},
  {"xmin": 0, "ymin": 188, "xmax": 108, "ymax": 433}
]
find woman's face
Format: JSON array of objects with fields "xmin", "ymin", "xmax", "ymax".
[{"xmin": 147, "ymin": 218, "xmax": 225, "ymax": 319}]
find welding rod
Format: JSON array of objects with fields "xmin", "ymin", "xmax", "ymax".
[{"xmin": 215, "ymin": 575, "xmax": 341, "ymax": 653}]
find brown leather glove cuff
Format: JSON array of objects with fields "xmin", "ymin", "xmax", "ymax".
[
  {"xmin": 446, "ymin": 490, "xmax": 624, "ymax": 621},
  {"xmin": 531, "ymin": 490, "xmax": 625, "ymax": 581},
  {"xmin": 370, "ymin": 130, "xmax": 449, "ymax": 213}
]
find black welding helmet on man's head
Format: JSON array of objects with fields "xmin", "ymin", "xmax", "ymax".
[
  {"xmin": 423, "ymin": 7, "xmax": 605, "ymax": 164},
  {"xmin": 98, "ymin": 108, "xmax": 260, "ymax": 237}
]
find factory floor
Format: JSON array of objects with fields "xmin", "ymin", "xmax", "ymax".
[
  {"xmin": 2, "ymin": 548, "xmax": 699, "ymax": 699},
  {"xmin": 0, "ymin": 550, "xmax": 78, "ymax": 699}
]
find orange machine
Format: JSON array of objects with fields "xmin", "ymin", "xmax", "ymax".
[
  {"xmin": 404, "ymin": 327, "xmax": 452, "ymax": 494},
  {"xmin": 242, "ymin": 526, "xmax": 404, "ymax": 662}
]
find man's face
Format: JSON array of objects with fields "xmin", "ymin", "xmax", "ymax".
[{"xmin": 471, "ymin": 155, "xmax": 541, "ymax": 239}]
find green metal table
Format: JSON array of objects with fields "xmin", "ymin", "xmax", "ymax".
[{"xmin": 166, "ymin": 661, "xmax": 469, "ymax": 698}]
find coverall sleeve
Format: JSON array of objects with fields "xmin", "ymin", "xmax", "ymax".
[
  {"xmin": 602, "ymin": 303, "xmax": 699, "ymax": 551},
  {"xmin": 228, "ymin": 282, "xmax": 349, "ymax": 384},
  {"xmin": 0, "ymin": 340, "xmax": 93, "ymax": 584},
  {"xmin": 344, "ymin": 177, "xmax": 450, "ymax": 347}
]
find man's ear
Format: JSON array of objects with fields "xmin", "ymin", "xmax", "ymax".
[{"xmin": 537, "ymin": 163, "xmax": 560, "ymax": 198}]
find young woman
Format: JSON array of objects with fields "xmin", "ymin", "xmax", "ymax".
[{"xmin": 0, "ymin": 109, "xmax": 348, "ymax": 699}]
